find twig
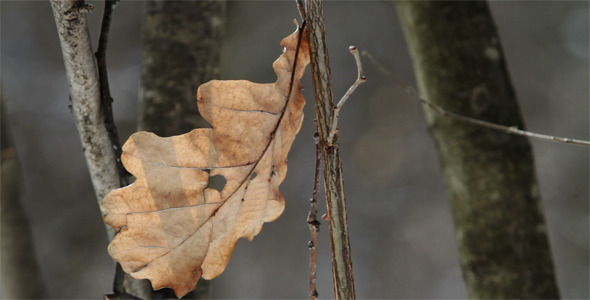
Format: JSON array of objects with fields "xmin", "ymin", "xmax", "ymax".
[
  {"xmin": 95, "ymin": 2, "xmax": 134, "ymax": 298},
  {"xmin": 95, "ymin": 0, "xmax": 128, "ymax": 187},
  {"xmin": 362, "ymin": 50, "xmax": 590, "ymax": 146},
  {"xmin": 327, "ymin": 46, "xmax": 366, "ymax": 145},
  {"xmin": 301, "ymin": 0, "xmax": 356, "ymax": 299},
  {"xmin": 95, "ymin": 2, "xmax": 156, "ymax": 298},
  {"xmin": 307, "ymin": 133, "xmax": 322, "ymax": 300}
]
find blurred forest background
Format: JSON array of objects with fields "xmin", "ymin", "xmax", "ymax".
[{"xmin": 1, "ymin": 1, "xmax": 588, "ymax": 298}]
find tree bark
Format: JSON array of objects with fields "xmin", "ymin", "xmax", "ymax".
[
  {"xmin": 50, "ymin": 0, "xmax": 120, "ymax": 213},
  {"xmin": 137, "ymin": 1, "xmax": 225, "ymax": 298},
  {"xmin": 1, "ymin": 94, "xmax": 46, "ymax": 299},
  {"xmin": 138, "ymin": 0, "xmax": 225, "ymax": 136},
  {"xmin": 50, "ymin": 2, "xmax": 153, "ymax": 298},
  {"xmin": 395, "ymin": 1, "xmax": 560, "ymax": 298},
  {"xmin": 303, "ymin": 1, "xmax": 356, "ymax": 299}
]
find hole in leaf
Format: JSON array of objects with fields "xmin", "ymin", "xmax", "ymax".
[
  {"xmin": 207, "ymin": 175, "xmax": 226, "ymax": 193},
  {"xmin": 250, "ymin": 172, "xmax": 257, "ymax": 180}
]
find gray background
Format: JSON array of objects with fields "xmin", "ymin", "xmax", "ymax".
[{"xmin": 1, "ymin": 1, "xmax": 588, "ymax": 298}]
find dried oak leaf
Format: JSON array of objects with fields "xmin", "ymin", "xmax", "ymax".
[{"xmin": 100, "ymin": 28, "xmax": 309, "ymax": 297}]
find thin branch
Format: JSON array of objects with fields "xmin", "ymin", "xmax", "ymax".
[
  {"xmin": 52, "ymin": 2, "xmax": 152, "ymax": 298},
  {"xmin": 301, "ymin": 0, "xmax": 356, "ymax": 299},
  {"xmin": 50, "ymin": 0, "xmax": 120, "ymax": 208},
  {"xmin": 362, "ymin": 50, "xmax": 590, "ymax": 146},
  {"xmin": 307, "ymin": 133, "xmax": 322, "ymax": 300},
  {"xmin": 95, "ymin": 2, "xmax": 140, "ymax": 299},
  {"xmin": 95, "ymin": 0, "xmax": 129, "ymax": 187},
  {"xmin": 327, "ymin": 46, "xmax": 366, "ymax": 145}
]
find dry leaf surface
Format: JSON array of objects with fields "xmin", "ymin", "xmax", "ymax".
[{"xmin": 101, "ymin": 28, "xmax": 309, "ymax": 297}]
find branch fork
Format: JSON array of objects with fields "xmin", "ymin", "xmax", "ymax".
[
  {"xmin": 327, "ymin": 46, "xmax": 366, "ymax": 146},
  {"xmin": 301, "ymin": 1, "xmax": 362, "ymax": 298}
]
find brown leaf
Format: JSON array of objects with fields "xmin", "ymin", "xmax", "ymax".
[{"xmin": 100, "ymin": 27, "xmax": 310, "ymax": 298}]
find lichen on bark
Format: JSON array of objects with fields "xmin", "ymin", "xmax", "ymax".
[{"xmin": 396, "ymin": 1, "xmax": 560, "ymax": 298}]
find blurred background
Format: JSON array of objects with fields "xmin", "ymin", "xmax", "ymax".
[{"xmin": 1, "ymin": 1, "xmax": 588, "ymax": 298}]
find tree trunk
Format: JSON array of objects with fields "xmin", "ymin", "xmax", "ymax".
[
  {"xmin": 138, "ymin": 0, "xmax": 225, "ymax": 136},
  {"xmin": 1, "ymin": 94, "xmax": 46, "ymax": 299},
  {"xmin": 395, "ymin": 1, "xmax": 560, "ymax": 298},
  {"xmin": 137, "ymin": 1, "xmax": 225, "ymax": 298}
]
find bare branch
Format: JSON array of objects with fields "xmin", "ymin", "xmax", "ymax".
[
  {"xmin": 50, "ymin": 0, "xmax": 120, "ymax": 210},
  {"xmin": 301, "ymin": 0, "xmax": 356, "ymax": 299},
  {"xmin": 327, "ymin": 46, "xmax": 366, "ymax": 145},
  {"xmin": 95, "ymin": 0, "xmax": 129, "ymax": 187},
  {"xmin": 362, "ymin": 50, "xmax": 590, "ymax": 146},
  {"xmin": 94, "ymin": 2, "xmax": 135, "ymax": 297},
  {"xmin": 52, "ymin": 2, "xmax": 153, "ymax": 298}
]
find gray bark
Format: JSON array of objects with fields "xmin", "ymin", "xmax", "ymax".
[
  {"xmin": 50, "ymin": 0, "xmax": 120, "ymax": 211},
  {"xmin": 395, "ymin": 1, "xmax": 560, "ymax": 298},
  {"xmin": 138, "ymin": 0, "xmax": 225, "ymax": 136},
  {"xmin": 50, "ymin": 1, "xmax": 152, "ymax": 298}
]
